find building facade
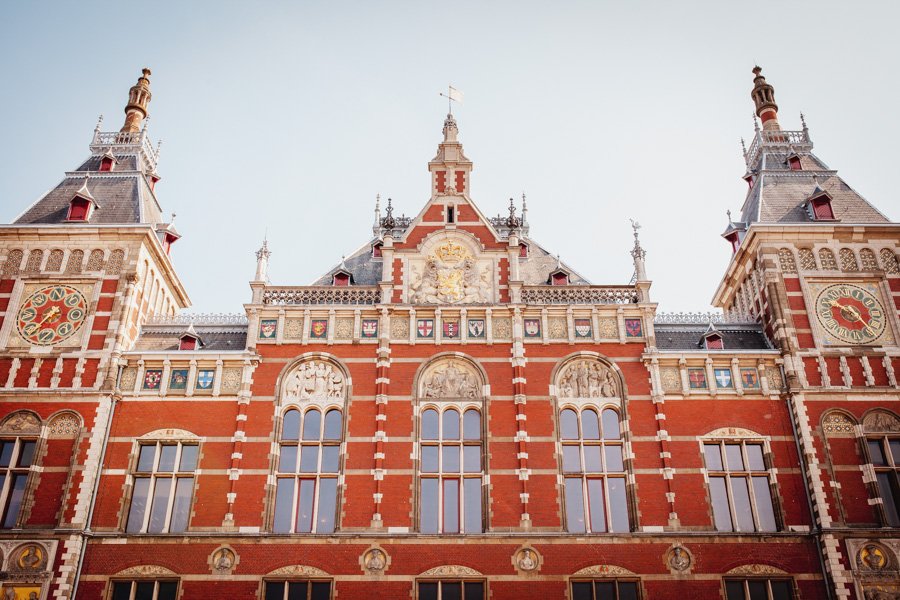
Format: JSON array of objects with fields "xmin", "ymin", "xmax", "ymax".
[{"xmin": 0, "ymin": 67, "xmax": 897, "ymax": 599}]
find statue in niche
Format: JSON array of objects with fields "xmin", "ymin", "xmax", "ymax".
[
  {"xmin": 285, "ymin": 361, "xmax": 345, "ymax": 402},
  {"xmin": 559, "ymin": 360, "xmax": 617, "ymax": 399},
  {"xmin": 422, "ymin": 361, "xmax": 479, "ymax": 399}
]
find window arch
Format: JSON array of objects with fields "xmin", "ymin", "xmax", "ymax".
[
  {"xmin": 0, "ymin": 411, "xmax": 42, "ymax": 529},
  {"xmin": 818, "ymin": 248, "xmax": 837, "ymax": 270},
  {"xmin": 862, "ymin": 410, "xmax": 900, "ymax": 526}
]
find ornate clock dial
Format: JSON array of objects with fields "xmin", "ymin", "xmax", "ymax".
[
  {"xmin": 16, "ymin": 285, "xmax": 88, "ymax": 346},
  {"xmin": 815, "ymin": 283, "xmax": 886, "ymax": 345}
]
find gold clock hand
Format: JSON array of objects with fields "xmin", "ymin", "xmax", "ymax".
[
  {"xmin": 36, "ymin": 305, "xmax": 61, "ymax": 326},
  {"xmin": 826, "ymin": 299, "xmax": 875, "ymax": 336}
]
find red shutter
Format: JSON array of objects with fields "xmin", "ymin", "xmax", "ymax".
[
  {"xmin": 179, "ymin": 338, "xmax": 197, "ymax": 351},
  {"xmin": 67, "ymin": 198, "xmax": 90, "ymax": 221},
  {"xmin": 333, "ymin": 273, "xmax": 350, "ymax": 286},
  {"xmin": 813, "ymin": 199, "xmax": 834, "ymax": 220},
  {"xmin": 99, "ymin": 157, "xmax": 114, "ymax": 172},
  {"xmin": 552, "ymin": 272, "xmax": 568, "ymax": 286},
  {"xmin": 372, "ymin": 243, "xmax": 383, "ymax": 258},
  {"xmin": 519, "ymin": 243, "xmax": 528, "ymax": 258},
  {"xmin": 705, "ymin": 335, "xmax": 724, "ymax": 350},
  {"xmin": 788, "ymin": 156, "xmax": 801, "ymax": 171}
]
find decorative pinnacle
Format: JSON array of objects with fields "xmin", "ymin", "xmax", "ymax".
[
  {"xmin": 740, "ymin": 137, "xmax": 747, "ymax": 156},
  {"xmin": 752, "ymin": 113, "xmax": 760, "ymax": 134},
  {"xmin": 726, "ymin": 209, "xmax": 732, "ymax": 222},
  {"xmin": 380, "ymin": 198, "xmax": 396, "ymax": 229},
  {"xmin": 255, "ymin": 238, "xmax": 271, "ymax": 261},
  {"xmin": 629, "ymin": 219, "xmax": 646, "ymax": 261},
  {"xmin": 95, "ymin": 115, "xmax": 104, "ymax": 132},
  {"xmin": 800, "ymin": 112, "xmax": 808, "ymax": 133},
  {"xmin": 505, "ymin": 197, "xmax": 521, "ymax": 229}
]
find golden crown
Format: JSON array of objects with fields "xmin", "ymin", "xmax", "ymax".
[{"xmin": 435, "ymin": 241, "xmax": 468, "ymax": 263}]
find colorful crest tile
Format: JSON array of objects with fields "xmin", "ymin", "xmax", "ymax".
[
  {"xmin": 740, "ymin": 368, "xmax": 760, "ymax": 389},
  {"xmin": 688, "ymin": 368, "xmax": 707, "ymax": 389},
  {"xmin": 310, "ymin": 319, "xmax": 328, "ymax": 339},
  {"xmin": 361, "ymin": 319, "xmax": 379, "ymax": 338},
  {"xmin": 169, "ymin": 369, "xmax": 189, "ymax": 390},
  {"xmin": 443, "ymin": 320, "xmax": 460, "ymax": 339},
  {"xmin": 143, "ymin": 369, "xmax": 162, "ymax": 390},
  {"xmin": 417, "ymin": 319, "xmax": 434, "ymax": 338},
  {"xmin": 259, "ymin": 319, "xmax": 277, "ymax": 339},
  {"xmin": 467, "ymin": 319, "xmax": 485, "ymax": 338},
  {"xmin": 714, "ymin": 368, "xmax": 733, "ymax": 388},
  {"xmin": 196, "ymin": 369, "xmax": 215, "ymax": 390},
  {"xmin": 574, "ymin": 318, "xmax": 592, "ymax": 338},
  {"xmin": 524, "ymin": 318, "xmax": 541, "ymax": 338},
  {"xmin": 625, "ymin": 318, "xmax": 643, "ymax": 338}
]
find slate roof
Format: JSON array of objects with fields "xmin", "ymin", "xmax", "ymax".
[
  {"xmin": 655, "ymin": 323, "xmax": 773, "ymax": 351},
  {"xmin": 132, "ymin": 325, "xmax": 248, "ymax": 352}
]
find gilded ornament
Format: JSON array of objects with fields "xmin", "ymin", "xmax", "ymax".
[{"xmin": 410, "ymin": 242, "xmax": 491, "ymax": 304}]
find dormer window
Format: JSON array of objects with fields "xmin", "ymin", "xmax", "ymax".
[
  {"xmin": 67, "ymin": 197, "xmax": 93, "ymax": 221},
  {"xmin": 742, "ymin": 172, "xmax": 754, "ymax": 188},
  {"xmin": 725, "ymin": 232, "xmax": 741, "ymax": 254},
  {"xmin": 372, "ymin": 242, "xmax": 383, "ymax": 258},
  {"xmin": 148, "ymin": 172, "xmax": 160, "ymax": 192},
  {"xmin": 704, "ymin": 332, "xmax": 724, "ymax": 350},
  {"xmin": 550, "ymin": 271, "xmax": 569, "ymax": 286},
  {"xmin": 179, "ymin": 336, "xmax": 198, "ymax": 351},
  {"xmin": 810, "ymin": 196, "xmax": 835, "ymax": 220},
  {"xmin": 519, "ymin": 242, "xmax": 528, "ymax": 258},
  {"xmin": 333, "ymin": 272, "xmax": 351, "ymax": 286},
  {"xmin": 159, "ymin": 232, "xmax": 179, "ymax": 255},
  {"xmin": 787, "ymin": 155, "xmax": 802, "ymax": 171},
  {"xmin": 99, "ymin": 148, "xmax": 117, "ymax": 172}
]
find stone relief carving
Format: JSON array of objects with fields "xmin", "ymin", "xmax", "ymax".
[
  {"xmin": 211, "ymin": 547, "xmax": 237, "ymax": 574},
  {"xmin": 410, "ymin": 241, "xmax": 492, "ymax": 304},
  {"xmin": 823, "ymin": 412, "xmax": 856, "ymax": 436},
  {"xmin": 705, "ymin": 427, "xmax": 762, "ymax": 439},
  {"xmin": 766, "ymin": 367, "xmax": 784, "ymax": 390},
  {"xmin": 419, "ymin": 565, "xmax": 482, "ymax": 577},
  {"xmin": 572, "ymin": 565, "xmax": 635, "ymax": 577},
  {"xmin": 513, "ymin": 547, "xmax": 540, "ymax": 573},
  {"xmin": 362, "ymin": 548, "xmax": 388, "ymax": 574},
  {"xmin": 598, "ymin": 318, "xmax": 618, "ymax": 339},
  {"xmin": 0, "ymin": 412, "xmax": 41, "ymax": 434},
  {"xmin": 284, "ymin": 318, "xmax": 304, "ymax": 340},
  {"xmin": 858, "ymin": 543, "xmax": 893, "ymax": 572},
  {"xmin": 221, "ymin": 368, "xmax": 243, "ymax": 394},
  {"xmin": 666, "ymin": 545, "xmax": 692, "ymax": 572},
  {"xmin": 863, "ymin": 589, "xmax": 900, "ymax": 600},
  {"xmin": 391, "ymin": 317, "xmax": 410, "ymax": 339},
  {"xmin": 120, "ymin": 367, "xmax": 137, "ymax": 391},
  {"xmin": 11, "ymin": 544, "xmax": 46, "ymax": 572},
  {"xmin": 420, "ymin": 360, "xmax": 480, "ymax": 399},
  {"xmin": 725, "ymin": 564, "xmax": 787, "ymax": 576},
  {"xmin": 48, "ymin": 413, "xmax": 81, "ymax": 438},
  {"xmin": 557, "ymin": 359, "xmax": 618, "ymax": 399},
  {"xmin": 492, "ymin": 318, "xmax": 511, "ymax": 339},
  {"xmin": 864, "ymin": 412, "xmax": 900, "ymax": 433},
  {"xmin": 267, "ymin": 565, "xmax": 329, "ymax": 577},
  {"xmin": 660, "ymin": 367, "xmax": 681, "ymax": 393},
  {"xmin": 284, "ymin": 360, "xmax": 345, "ymax": 402},
  {"xmin": 335, "ymin": 318, "xmax": 354, "ymax": 339},
  {"xmin": 548, "ymin": 317, "xmax": 567, "ymax": 339}
]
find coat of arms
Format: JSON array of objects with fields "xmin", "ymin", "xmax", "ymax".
[
  {"xmin": 467, "ymin": 319, "xmax": 485, "ymax": 338},
  {"xmin": 143, "ymin": 369, "xmax": 162, "ymax": 390},
  {"xmin": 259, "ymin": 319, "xmax": 277, "ymax": 339},
  {"xmin": 311, "ymin": 319, "xmax": 328, "ymax": 338},
  {"xmin": 169, "ymin": 369, "xmax": 188, "ymax": 390},
  {"xmin": 524, "ymin": 318, "xmax": 541, "ymax": 338},
  {"xmin": 197, "ymin": 370, "xmax": 215, "ymax": 389},
  {"xmin": 417, "ymin": 319, "xmax": 434, "ymax": 338},
  {"xmin": 409, "ymin": 241, "xmax": 492, "ymax": 304},
  {"xmin": 625, "ymin": 318, "xmax": 643, "ymax": 338},
  {"xmin": 574, "ymin": 318, "xmax": 592, "ymax": 338},
  {"xmin": 714, "ymin": 368, "xmax": 733, "ymax": 388},
  {"xmin": 361, "ymin": 319, "xmax": 378, "ymax": 338},
  {"xmin": 443, "ymin": 320, "xmax": 459, "ymax": 338}
]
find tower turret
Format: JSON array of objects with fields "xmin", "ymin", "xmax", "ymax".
[
  {"xmin": 121, "ymin": 68, "xmax": 152, "ymax": 133},
  {"xmin": 750, "ymin": 66, "xmax": 780, "ymax": 131}
]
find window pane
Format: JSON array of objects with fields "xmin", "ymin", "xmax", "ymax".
[
  {"xmin": 443, "ymin": 410, "xmax": 460, "ymax": 440},
  {"xmin": 317, "ymin": 478, "xmax": 337, "ymax": 533},
  {"xmin": 565, "ymin": 477, "xmax": 586, "ymax": 533},
  {"xmin": 747, "ymin": 580, "xmax": 767, "ymax": 600},
  {"xmin": 279, "ymin": 446, "xmax": 298, "ymax": 473},
  {"xmin": 587, "ymin": 479, "xmax": 606, "ymax": 532},
  {"xmin": 618, "ymin": 581, "xmax": 639, "ymax": 600},
  {"xmin": 583, "ymin": 445, "xmax": 602, "ymax": 472},
  {"xmin": 17, "ymin": 441, "xmax": 36, "ymax": 467},
  {"xmin": 147, "ymin": 477, "xmax": 173, "ymax": 533},
  {"xmin": 2, "ymin": 473, "xmax": 27, "ymax": 528},
  {"xmin": 605, "ymin": 446, "xmax": 624, "ymax": 472},
  {"xmin": 745, "ymin": 445, "xmax": 765, "ymax": 471},
  {"xmin": 287, "ymin": 582, "xmax": 308, "ymax": 600},
  {"xmin": 710, "ymin": 476, "xmax": 733, "ymax": 531},
  {"xmin": 596, "ymin": 581, "xmax": 616, "ymax": 600},
  {"xmin": 112, "ymin": 582, "xmax": 132, "ymax": 600},
  {"xmin": 572, "ymin": 582, "xmax": 593, "ymax": 600},
  {"xmin": 296, "ymin": 479, "xmax": 315, "ymax": 532},
  {"xmin": 311, "ymin": 582, "xmax": 331, "ymax": 600},
  {"xmin": 725, "ymin": 445, "xmax": 744, "ymax": 471},
  {"xmin": 869, "ymin": 439, "xmax": 887, "ymax": 466},
  {"xmin": 464, "ymin": 581, "xmax": 484, "ymax": 600},
  {"xmin": 704, "ymin": 444, "xmax": 724, "ymax": 471},
  {"xmin": 421, "ymin": 479, "xmax": 439, "ymax": 533},
  {"xmin": 581, "ymin": 409, "xmax": 600, "ymax": 440},
  {"xmin": 179, "ymin": 445, "xmax": 199, "ymax": 472},
  {"xmin": 303, "ymin": 410, "xmax": 322, "ymax": 440},
  {"xmin": 323, "ymin": 409, "xmax": 342, "ymax": 440},
  {"xmin": 0, "ymin": 441, "xmax": 13, "ymax": 467},
  {"xmin": 265, "ymin": 582, "xmax": 285, "ymax": 600},
  {"xmin": 752, "ymin": 476, "xmax": 777, "ymax": 531},
  {"xmin": 443, "ymin": 479, "xmax": 459, "ymax": 533},
  {"xmin": 463, "ymin": 446, "xmax": 480, "ymax": 473},
  {"xmin": 135, "ymin": 581, "xmax": 154, "ymax": 600},
  {"xmin": 724, "ymin": 580, "xmax": 746, "ymax": 600},
  {"xmin": 890, "ymin": 439, "xmax": 900, "ymax": 466},
  {"xmin": 422, "ymin": 409, "xmax": 439, "ymax": 440},
  {"xmin": 602, "ymin": 409, "xmax": 620, "ymax": 440},
  {"xmin": 463, "ymin": 410, "xmax": 481, "ymax": 440},
  {"xmin": 422, "ymin": 446, "xmax": 439, "ymax": 473},
  {"xmin": 137, "ymin": 445, "xmax": 156, "ymax": 472},
  {"xmin": 443, "ymin": 446, "xmax": 460, "ymax": 473},
  {"xmin": 464, "ymin": 478, "xmax": 482, "ymax": 533},
  {"xmin": 876, "ymin": 472, "xmax": 900, "ymax": 526},
  {"xmin": 169, "ymin": 477, "xmax": 193, "ymax": 532},
  {"xmin": 770, "ymin": 580, "xmax": 791, "ymax": 600},
  {"xmin": 419, "ymin": 582, "xmax": 438, "ymax": 600},
  {"xmin": 442, "ymin": 581, "xmax": 462, "ymax": 600},
  {"xmin": 560, "ymin": 409, "xmax": 579, "ymax": 440},
  {"xmin": 563, "ymin": 445, "xmax": 582, "ymax": 473},
  {"xmin": 158, "ymin": 445, "xmax": 177, "ymax": 472},
  {"xmin": 282, "ymin": 410, "xmax": 301, "ymax": 441},
  {"xmin": 273, "ymin": 478, "xmax": 296, "ymax": 533},
  {"xmin": 126, "ymin": 477, "xmax": 151, "ymax": 532},
  {"xmin": 731, "ymin": 477, "xmax": 755, "ymax": 532},
  {"xmin": 607, "ymin": 477, "xmax": 629, "ymax": 532},
  {"xmin": 321, "ymin": 446, "xmax": 340, "ymax": 473},
  {"xmin": 157, "ymin": 581, "xmax": 178, "ymax": 600},
  {"xmin": 300, "ymin": 446, "xmax": 319, "ymax": 473}
]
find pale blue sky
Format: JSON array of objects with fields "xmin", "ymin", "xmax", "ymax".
[{"xmin": 2, "ymin": 1, "xmax": 898, "ymax": 313}]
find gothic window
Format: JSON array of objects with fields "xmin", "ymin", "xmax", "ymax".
[
  {"xmin": 0, "ymin": 436, "xmax": 37, "ymax": 528},
  {"xmin": 797, "ymin": 248, "xmax": 817, "ymax": 271},
  {"xmin": 111, "ymin": 580, "xmax": 179, "ymax": 600},
  {"xmin": 777, "ymin": 249, "xmax": 796, "ymax": 273},
  {"xmin": 839, "ymin": 248, "xmax": 858, "ymax": 272},
  {"xmin": 264, "ymin": 580, "xmax": 331, "ymax": 600},
  {"xmin": 818, "ymin": 248, "xmax": 838, "ymax": 270},
  {"xmin": 860, "ymin": 248, "xmax": 879, "ymax": 271},
  {"xmin": 561, "ymin": 407, "xmax": 629, "ymax": 533},
  {"xmin": 724, "ymin": 578, "xmax": 793, "ymax": 600},
  {"xmin": 273, "ymin": 408, "xmax": 342, "ymax": 533},
  {"xmin": 703, "ymin": 440, "xmax": 777, "ymax": 532},
  {"xmin": 879, "ymin": 249, "xmax": 900, "ymax": 275},
  {"xmin": 865, "ymin": 435, "xmax": 900, "ymax": 526},
  {"xmin": 417, "ymin": 580, "xmax": 485, "ymax": 600},
  {"xmin": 572, "ymin": 579, "xmax": 641, "ymax": 600},
  {"xmin": 419, "ymin": 407, "xmax": 484, "ymax": 533},
  {"xmin": 125, "ymin": 441, "xmax": 198, "ymax": 533}
]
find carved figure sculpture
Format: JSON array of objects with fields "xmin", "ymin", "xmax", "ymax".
[
  {"xmin": 559, "ymin": 360, "xmax": 617, "ymax": 399},
  {"xmin": 668, "ymin": 547, "xmax": 691, "ymax": 571},
  {"xmin": 421, "ymin": 361, "xmax": 479, "ymax": 399},
  {"xmin": 284, "ymin": 361, "xmax": 345, "ymax": 402},
  {"xmin": 410, "ymin": 244, "xmax": 491, "ymax": 304},
  {"xmin": 213, "ymin": 548, "xmax": 235, "ymax": 572},
  {"xmin": 365, "ymin": 549, "xmax": 386, "ymax": 572},
  {"xmin": 517, "ymin": 549, "xmax": 537, "ymax": 571}
]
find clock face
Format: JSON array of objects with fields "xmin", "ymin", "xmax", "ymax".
[
  {"xmin": 814, "ymin": 283, "xmax": 886, "ymax": 345},
  {"xmin": 16, "ymin": 285, "xmax": 88, "ymax": 346}
]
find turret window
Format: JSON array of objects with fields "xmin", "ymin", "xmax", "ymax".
[{"xmin": 372, "ymin": 243, "xmax": 383, "ymax": 258}]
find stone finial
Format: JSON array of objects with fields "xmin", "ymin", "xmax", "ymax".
[
  {"xmin": 381, "ymin": 198, "xmax": 396, "ymax": 230},
  {"xmin": 630, "ymin": 219, "xmax": 647, "ymax": 281},
  {"xmin": 750, "ymin": 66, "xmax": 780, "ymax": 131},
  {"xmin": 521, "ymin": 192, "xmax": 528, "ymax": 224},
  {"xmin": 442, "ymin": 113, "xmax": 459, "ymax": 143},
  {"xmin": 121, "ymin": 67, "xmax": 153, "ymax": 133},
  {"xmin": 505, "ymin": 197, "xmax": 521, "ymax": 229},
  {"xmin": 254, "ymin": 238, "xmax": 271, "ymax": 282},
  {"xmin": 94, "ymin": 114, "xmax": 104, "ymax": 133}
]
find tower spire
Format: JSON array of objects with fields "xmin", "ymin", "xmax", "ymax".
[
  {"xmin": 121, "ymin": 68, "xmax": 152, "ymax": 133},
  {"xmin": 750, "ymin": 66, "xmax": 780, "ymax": 131},
  {"xmin": 254, "ymin": 237, "xmax": 271, "ymax": 282}
]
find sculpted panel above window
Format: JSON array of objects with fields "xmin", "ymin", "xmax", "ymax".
[
  {"xmin": 408, "ymin": 237, "xmax": 493, "ymax": 304},
  {"xmin": 283, "ymin": 360, "xmax": 346, "ymax": 404},
  {"xmin": 557, "ymin": 359, "xmax": 620, "ymax": 399},
  {"xmin": 419, "ymin": 359, "xmax": 482, "ymax": 400}
]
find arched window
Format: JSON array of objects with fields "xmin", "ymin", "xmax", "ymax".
[
  {"xmin": 125, "ymin": 440, "xmax": 198, "ymax": 533},
  {"xmin": 273, "ymin": 407, "xmax": 342, "ymax": 533},
  {"xmin": 0, "ymin": 412, "xmax": 41, "ymax": 529},
  {"xmin": 702, "ymin": 434, "xmax": 777, "ymax": 532},
  {"xmin": 419, "ymin": 406, "xmax": 483, "ymax": 534},
  {"xmin": 862, "ymin": 411, "xmax": 900, "ymax": 526},
  {"xmin": 561, "ymin": 407, "xmax": 629, "ymax": 533}
]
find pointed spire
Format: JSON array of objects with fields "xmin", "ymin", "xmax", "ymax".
[
  {"xmin": 629, "ymin": 219, "xmax": 647, "ymax": 281},
  {"xmin": 521, "ymin": 192, "xmax": 528, "ymax": 224},
  {"xmin": 121, "ymin": 68, "xmax": 153, "ymax": 133},
  {"xmin": 752, "ymin": 112, "xmax": 760, "ymax": 135},
  {"xmin": 254, "ymin": 237, "xmax": 271, "ymax": 282},
  {"xmin": 373, "ymin": 194, "xmax": 382, "ymax": 235},
  {"xmin": 94, "ymin": 114, "xmax": 104, "ymax": 133},
  {"xmin": 750, "ymin": 66, "xmax": 780, "ymax": 131}
]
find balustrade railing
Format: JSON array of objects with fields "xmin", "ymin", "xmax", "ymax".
[
  {"xmin": 520, "ymin": 286, "xmax": 640, "ymax": 305},
  {"xmin": 144, "ymin": 313, "xmax": 248, "ymax": 326},
  {"xmin": 263, "ymin": 286, "xmax": 382, "ymax": 305},
  {"xmin": 654, "ymin": 311, "xmax": 757, "ymax": 325},
  {"xmin": 90, "ymin": 130, "xmax": 159, "ymax": 170},
  {"xmin": 745, "ymin": 129, "xmax": 811, "ymax": 166}
]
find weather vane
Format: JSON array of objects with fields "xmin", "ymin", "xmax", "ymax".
[{"xmin": 439, "ymin": 85, "xmax": 464, "ymax": 114}]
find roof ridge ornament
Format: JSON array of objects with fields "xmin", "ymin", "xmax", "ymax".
[{"xmin": 629, "ymin": 219, "xmax": 647, "ymax": 282}]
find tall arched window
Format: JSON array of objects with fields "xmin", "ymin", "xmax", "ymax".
[
  {"xmin": 561, "ymin": 407, "xmax": 629, "ymax": 533},
  {"xmin": 0, "ymin": 412, "xmax": 41, "ymax": 529},
  {"xmin": 273, "ymin": 407, "xmax": 342, "ymax": 533}
]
